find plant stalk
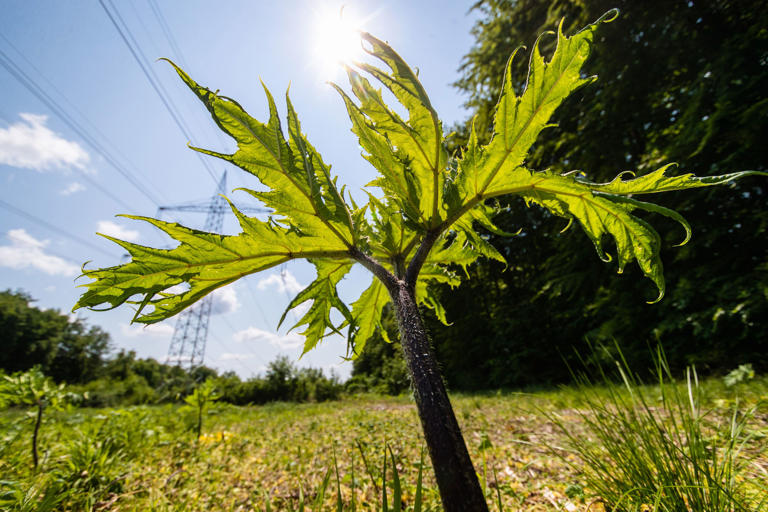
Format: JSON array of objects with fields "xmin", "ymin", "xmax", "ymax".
[
  {"xmin": 32, "ymin": 400, "xmax": 43, "ymax": 469},
  {"xmin": 390, "ymin": 280, "xmax": 488, "ymax": 512},
  {"xmin": 197, "ymin": 404, "xmax": 203, "ymax": 441}
]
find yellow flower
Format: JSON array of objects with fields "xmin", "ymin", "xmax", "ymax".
[{"xmin": 199, "ymin": 430, "xmax": 235, "ymax": 444}]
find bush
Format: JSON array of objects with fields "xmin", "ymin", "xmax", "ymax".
[
  {"xmin": 214, "ymin": 357, "xmax": 342, "ymax": 405},
  {"xmin": 76, "ymin": 374, "xmax": 155, "ymax": 407}
]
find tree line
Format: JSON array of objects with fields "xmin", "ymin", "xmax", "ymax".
[{"xmin": 0, "ymin": 289, "xmax": 343, "ymax": 406}]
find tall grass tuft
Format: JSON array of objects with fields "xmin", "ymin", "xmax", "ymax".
[{"xmin": 551, "ymin": 345, "xmax": 765, "ymax": 511}]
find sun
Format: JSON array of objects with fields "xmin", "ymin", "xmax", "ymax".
[{"xmin": 311, "ymin": 6, "xmax": 366, "ymax": 79}]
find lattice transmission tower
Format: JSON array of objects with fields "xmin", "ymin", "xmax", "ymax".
[{"xmin": 159, "ymin": 171, "xmax": 267, "ymax": 368}]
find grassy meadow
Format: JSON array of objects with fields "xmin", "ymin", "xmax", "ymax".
[{"xmin": 1, "ymin": 376, "xmax": 766, "ymax": 511}]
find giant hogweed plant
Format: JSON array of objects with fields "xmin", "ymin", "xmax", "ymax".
[{"xmin": 74, "ymin": 11, "xmax": 764, "ymax": 510}]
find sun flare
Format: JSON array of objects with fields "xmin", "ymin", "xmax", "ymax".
[{"xmin": 311, "ymin": 6, "xmax": 366, "ymax": 79}]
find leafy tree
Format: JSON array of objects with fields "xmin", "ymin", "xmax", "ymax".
[
  {"xmin": 0, "ymin": 290, "xmax": 111, "ymax": 383},
  {"xmin": 48, "ymin": 322, "xmax": 111, "ymax": 384},
  {"xmin": 441, "ymin": 0, "xmax": 768, "ymax": 383},
  {"xmin": 74, "ymin": 12, "xmax": 764, "ymax": 509},
  {"xmin": 264, "ymin": 355, "xmax": 296, "ymax": 401},
  {"xmin": 0, "ymin": 368, "xmax": 72, "ymax": 468}
]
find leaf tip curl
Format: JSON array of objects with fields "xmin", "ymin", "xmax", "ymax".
[
  {"xmin": 647, "ymin": 287, "xmax": 665, "ymax": 305},
  {"xmin": 598, "ymin": 8, "xmax": 620, "ymax": 24}
]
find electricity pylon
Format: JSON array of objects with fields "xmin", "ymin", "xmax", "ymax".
[{"xmin": 159, "ymin": 171, "xmax": 267, "ymax": 368}]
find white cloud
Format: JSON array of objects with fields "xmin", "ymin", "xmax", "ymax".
[
  {"xmin": 210, "ymin": 285, "xmax": 240, "ymax": 315},
  {"xmin": 97, "ymin": 220, "xmax": 139, "ymax": 242},
  {"xmin": 60, "ymin": 181, "xmax": 85, "ymax": 196},
  {"xmin": 120, "ymin": 322, "xmax": 175, "ymax": 338},
  {"xmin": 233, "ymin": 326, "xmax": 304, "ymax": 350},
  {"xmin": 0, "ymin": 113, "xmax": 90, "ymax": 172},
  {"xmin": 256, "ymin": 270, "xmax": 304, "ymax": 294},
  {"xmin": 0, "ymin": 229, "xmax": 78, "ymax": 276}
]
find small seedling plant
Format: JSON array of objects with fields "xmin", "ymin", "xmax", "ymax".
[
  {"xmin": 0, "ymin": 368, "xmax": 70, "ymax": 469},
  {"xmin": 183, "ymin": 378, "xmax": 220, "ymax": 441},
  {"xmin": 75, "ymin": 11, "xmax": 764, "ymax": 510}
]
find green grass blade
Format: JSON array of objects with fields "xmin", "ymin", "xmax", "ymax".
[
  {"xmin": 333, "ymin": 444, "xmax": 343, "ymax": 512},
  {"xmin": 388, "ymin": 445, "xmax": 402, "ymax": 512},
  {"xmin": 312, "ymin": 468, "xmax": 332, "ymax": 511},
  {"xmin": 414, "ymin": 446, "xmax": 424, "ymax": 512},
  {"xmin": 491, "ymin": 464, "xmax": 503, "ymax": 512},
  {"xmin": 350, "ymin": 447, "xmax": 357, "ymax": 512},
  {"xmin": 381, "ymin": 444, "xmax": 388, "ymax": 512},
  {"xmin": 298, "ymin": 483, "xmax": 305, "ymax": 512},
  {"xmin": 356, "ymin": 439, "xmax": 379, "ymax": 494}
]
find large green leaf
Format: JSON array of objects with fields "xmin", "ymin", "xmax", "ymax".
[
  {"xmin": 445, "ymin": 10, "xmax": 764, "ymax": 301},
  {"xmin": 164, "ymin": 60, "xmax": 355, "ymax": 245},
  {"xmin": 75, "ymin": 210, "xmax": 349, "ymax": 324},
  {"xmin": 280, "ymin": 259, "xmax": 353, "ymax": 355},
  {"xmin": 334, "ymin": 33, "xmax": 448, "ymax": 227},
  {"xmin": 454, "ymin": 11, "xmax": 618, "ymax": 204}
]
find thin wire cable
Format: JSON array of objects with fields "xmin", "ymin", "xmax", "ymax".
[
  {"xmin": 208, "ymin": 330, "xmax": 260, "ymax": 377},
  {"xmin": 146, "ymin": 0, "xmax": 189, "ymax": 70},
  {"xmin": 143, "ymin": 0, "xmax": 233, "ymax": 160},
  {"xmin": 99, "ymin": 0, "xmax": 220, "ymax": 185},
  {"xmin": 243, "ymin": 278, "xmax": 273, "ymax": 328},
  {"xmin": 0, "ymin": 199, "xmax": 120, "ymax": 259},
  {"xmin": 280, "ymin": 263, "xmax": 301, "ymax": 324},
  {"xmin": 0, "ymin": 50, "xmax": 154, "ymax": 213},
  {"xmin": 217, "ymin": 314, "xmax": 268, "ymax": 368},
  {"xmin": 0, "ymin": 33, "xmax": 169, "ymax": 206}
]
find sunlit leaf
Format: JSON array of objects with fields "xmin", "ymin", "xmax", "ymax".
[
  {"xmin": 75, "ymin": 212, "xmax": 349, "ymax": 324},
  {"xmin": 280, "ymin": 259, "xmax": 353, "ymax": 355}
]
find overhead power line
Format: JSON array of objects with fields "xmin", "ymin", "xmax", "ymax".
[
  {"xmin": 0, "ymin": 33, "xmax": 169, "ymax": 207},
  {"xmin": 99, "ymin": 0, "xmax": 220, "ymax": 186},
  {"xmin": 0, "ymin": 45, "xmax": 161, "ymax": 213},
  {"xmin": 146, "ymin": 0, "xmax": 189, "ymax": 70},
  {"xmin": 0, "ymin": 198, "xmax": 120, "ymax": 260},
  {"xmin": 143, "ymin": 0, "xmax": 236, "ymax": 163}
]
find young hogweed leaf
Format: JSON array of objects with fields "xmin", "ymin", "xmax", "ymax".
[
  {"xmin": 334, "ymin": 32, "xmax": 449, "ymax": 227},
  {"xmin": 163, "ymin": 60, "xmax": 354, "ymax": 245},
  {"xmin": 75, "ymin": 211, "xmax": 350, "ymax": 324},
  {"xmin": 348, "ymin": 278, "xmax": 390, "ymax": 356},
  {"xmin": 447, "ymin": 9, "xmax": 765, "ymax": 301},
  {"xmin": 332, "ymin": 75, "xmax": 422, "ymax": 224},
  {"xmin": 279, "ymin": 259, "xmax": 354, "ymax": 356},
  {"xmin": 454, "ymin": 12, "xmax": 617, "ymax": 203},
  {"xmin": 442, "ymin": 13, "xmax": 621, "ymax": 267},
  {"xmin": 365, "ymin": 193, "xmax": 414, "ymax": 262}
]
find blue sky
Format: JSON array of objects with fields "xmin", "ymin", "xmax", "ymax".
[{"xmin": 0, "ymin": 1, "xmax": 480, "ymax": 379}]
